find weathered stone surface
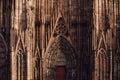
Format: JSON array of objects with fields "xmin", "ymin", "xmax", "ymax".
[{"xmin": 0, "ymin": 0, "xmax": 120, "ymax": 80}]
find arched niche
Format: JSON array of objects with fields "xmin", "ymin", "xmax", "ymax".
[
  {"xmin": 34, "ymin": 56, "xmax": 40, "ymax": 80},
  {"xmin": 95, "ymin": 48, "xmax": 108, "ymax": 80},
  {"xmin": 0, "ymin": 33, "xmax": 8, "ymax": 79},
  {"xmin": 16, "ymin": 49, "xmax": 27, "ymax": 80},
  {"xmin": 15, "ymin": 37, "xmax": 27, "ymax": 80},
  {"xmin": 0, "ymin": 33, "xmax": 7, "ymax": 67},
  {"xmin": 33, "ymin": 48, "xmax": 41, "ymax": 80}
]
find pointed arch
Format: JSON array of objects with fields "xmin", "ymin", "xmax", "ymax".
[
  {"xmin": 34, "ymin": 46, "xmax": 41, "ymax": 80},
  {"xmin": 97, "ymin": 48, "xmax": 107, "ymax": 57},
  {"xmin": 45, "ymin": 36, "xmax": 77, "ymax": 67},
  {"xmin": 98, "ymin": 32, "xmax": 107, "ymax": 50},
  {"xmin": 34, "ymin": 45, "xmax": 41, "ymax": 58},
  {"xmin": 95, "ymin": 48, "xmax": 108, "ymax": 80},
  {"xmin": 15, "ymin": 35, "xmax": 27, "ymax": 80},
  {"xmin": 44, "ymin": 36, "xmax": 77, "ymax": 80},
  {"xmin": 15, "ymin": 35, "xmax": 26, "ymax": 52}
]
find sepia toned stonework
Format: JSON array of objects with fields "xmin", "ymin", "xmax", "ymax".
[{"xmin": 0, "ymin": 0, "xmax": 120, "ymax": 80}]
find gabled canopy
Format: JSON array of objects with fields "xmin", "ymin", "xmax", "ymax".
[
  {"xmin": 44, "ymin": 12, "xmax": 77, "ymax": 68},
  {"xmin": 15, "ymin": 34, "xmax": 25, "ymax": 54}
]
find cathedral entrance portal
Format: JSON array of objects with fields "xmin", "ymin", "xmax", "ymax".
[
  {"xmin": 44, "ymin": 14, "xmax": 77, "ymax": 80},
  {"xmin": 44, "ymin": 36, "xmax": 77, "ymax": 80}
]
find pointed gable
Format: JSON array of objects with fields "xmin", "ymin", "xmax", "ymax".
[
  {"xmin": 34, "ymin": 45, "xmax": 41, "ymax": 58},
  {"xmin": 53, "ymin": 11, "xmax": 68, "ymax": 37},
  {"xmin": 15, "ymin": 34, "xmax": 25, "ymax": 53},
  {"xmin": 98, "ymin": 31, "xmax": 107, "ymax": 50},
  {"xmin": 44, "ymin": 11, "xmax": 77, "ymax": 69},
  {"xmin": 45, "ymin": 11, "xmax": 72, "ymax": 53}
]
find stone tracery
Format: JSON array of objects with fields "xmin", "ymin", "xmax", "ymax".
[{"xmin": 54, "ymin": 16, "xmax": 68, "ymax": 37}]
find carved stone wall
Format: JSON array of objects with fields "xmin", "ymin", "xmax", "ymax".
[{"xmin": 0, "ymin": 0, "xmax": 120, "ymax": 80}]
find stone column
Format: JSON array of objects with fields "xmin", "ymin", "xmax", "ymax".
[
  {"xmin": 26, "ymin": 0, "xmax": 35, "ymax": 80},
  {"xmin": 27, "ymin": 49, "xmax": 33, "ymax": 80},
  {"xmin": 94, "ymin": 0, "xmax": 105, "ymax": 80},
  {"xmin": 41, "ymin": 0, "xmax": 46, "ymax": 79},
  {"xmin": 11, "ymin": 47, "xmax": 17, "ymax": 80},
  {"xmin": 11, "ymin": 0, "xmax": 19, "ymax": 79}
]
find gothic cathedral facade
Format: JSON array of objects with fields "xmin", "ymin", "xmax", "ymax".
[{"xmin": 0, "ymin": 0, "xmax": 120, "ymax": 80}]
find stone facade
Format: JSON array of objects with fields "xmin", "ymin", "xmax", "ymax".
[{"xmin": 0, "ymin": 0, "xmax": 120, "ymax": 80}]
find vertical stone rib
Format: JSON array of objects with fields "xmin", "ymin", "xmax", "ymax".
[
  {"xmin": 21, "ymin": 54, "xmax": 24, "ymax": 80},
  {"xmin": 41, "ymin": 1, "xmax": 46, "ymax": 79},
  {"xmin": 41, "ymin": 0, "xmax": 45, "ymax": 52},
  {"xmin": 17, "ymin": 54, "xmax": 20, "ymax": 80},
  {"xmin": 0, "ymin": 0, "xmax": 2, "ymax": 27},
  {"xmin": 94, "ymin": 0, "xmax": 103, "ymax": 80},
  {"xmin": 26, "ymin": 0, "xmax": 36, "ymax": 79},
  {"xmin": 11, "ymin": 0, "xmax": 16, "ymax": 79},
  {"xmin": 18, "ymin": 0, "xmax": 20, "ymax": 32},
  {"xmin": 15, "ymin": 0, "xmax": 18, "ymax": 30},
  {"xmin": 11, "ymin": 48, "xmax": 17, "ymax": 80},
  {"xmin": 11, "ymin": 0, "xmax": 15, "ymax": 29},
  {"xmin": 94, "ymin": 0, "xmax": 99, "ymax": 35}
]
